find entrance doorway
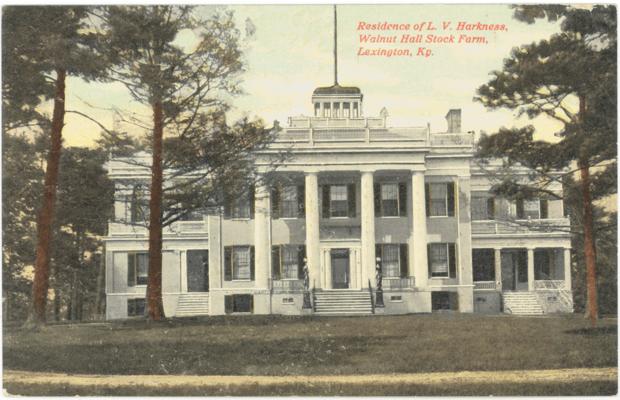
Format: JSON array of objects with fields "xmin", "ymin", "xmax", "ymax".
[
  {"xmin": 500, "ymin": 249, "xmax": 527, "ymax": 291},
  {"xmin": 330, "ymin": 249, "xmax": 350, "ymax": 289},
  {"xmin": 187, "ymin": 250, "xmax": 209, "ymax": 292}
]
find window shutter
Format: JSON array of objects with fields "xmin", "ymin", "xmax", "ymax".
[
  {"xmin": 250, "ymin": 246, "xmax": 255, "ymax": 281},
  {"xmin": 487, "ymin": 197, "xmax": 495, "ymax": 220},
  {"xmin": 347, "ymin": 183, "xmax": 356, "ymax": 217},
  {"xmin": 249, "ymin": 295, "xmax": 254, "ymax": 313},
  {"xmin": 297, "ymin": 185, "xmax": 305, "ymax": 218},
  {"xmin": 271, "ymin": 186, "xmax": 280, "ymax": 219},
  {"xmin": 374, "ymin": 183, "xmax": 381, "ymax": 216},
  {"xmin": 249, "ymin": 186, "xmax": 255, "ymax": 219},
  {"xmin": 448, "ymin": 243, "xmax": 457, "ymax": 279},
  {"xmin": 224, "ymin": 247, "xmax": 232, "ymax": 281},
  {"xmin": 297, "ymin": 245, "xmax": 306, "ymax": 279},
  {"xmin": 322, "ymin": 185, "xmax": 330, "ymax": 218},
  {"xmin": 516, "ymin": 199, "xmax": 524, "ymax": 219},
  {"xmin": 224, "ymin": 295, "xmax": 233, "ymax": 314},
  {"xmin": 223, "ymin": 194, "xmax": 231, "ymax": 219},
  {"xmin": 425, "ymin": 183, "xmax": 430, "ymax": 216},
  {"xmin": 271, "ymin": 246, "xmax": 281, "ymax": 280},
  {"xmin": 127, "ymin": 253, "xmax": 135, "ymax": 287},
  {"xmin": 399, "ymin": 244, "xmax": 409, "ymax": 278},
  {"xmin": 540, "ymin": 199, "xmax": 548, "ymax": 219},
  {"xmin": 447, "ymin": 182, "xmax": 456, "ymax": 217},
  {"xmin": 398, "ymin": 183, "xmax": 407, "ymax": 216},
  {"xmin": 427, "ymin": 244, "xmax": 432, "ymax": 277}
]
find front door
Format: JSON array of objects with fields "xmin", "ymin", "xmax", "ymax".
[
  {"xmin": 187, "ymin": 250, "xmax": 209, "ymax": 292},
  {"xmin": 501, "ymin": 250, "xmax": 527, "ymax": 291},
  {"xmin": 331, "ymin": 249, "xmax": 350, "ymax": 289}
]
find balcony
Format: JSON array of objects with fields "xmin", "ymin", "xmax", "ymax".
[
  {"xmin": 382, "ymin": 277, "xmax": 415, "ymax": 290},
  {"xmin": 472, "ymin": 218, "xmax": 570, "ymax": 235},
  {"xmin": 108, "ymin": 220, "xmax": 209, "ymax": 237},
  {"xmin": 271, "ymin": 279, "xmax": 304, "ymax": 293},
  {"xmin": 474, "ymin": 281, "xmax": 497, "ymax": 290}
]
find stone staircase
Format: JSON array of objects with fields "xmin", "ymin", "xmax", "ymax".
[
  {"xmin": 502, "ymin": 292, "xmax": 544, "ymax": 315},
  {"xmin": 313, "ymin": 290, "xmax": 373, "ymax": 315},
  {"xmin": 175, "ymin": 293, "xmax": 209, "ymax": 317}
]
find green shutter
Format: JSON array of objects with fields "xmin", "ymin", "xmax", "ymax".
[
  {"xmin": 399, "ymin": 244, "xmax": 408, "ymax": 278},
  {"xmin": 347, "ymin": 183, "xmax": 356, "ymax": 217},
  {"xmin": 224, "ymin": 247, "xmax": 232, "ymax": 281},
  {"xmin": 298, "ymin": 245, "xmax": 306, "ymax": 279},
  {"xmin": 374, "ymin": 183, "xmax": 381, "ymax": 216},
  {"xmin": 398, "ymin": 183, "xmax": 407, "ymax": 216},
  {"xmin": 271, "ymin": 186, "xmax": 280, "ymax": 219},
  {"xmin": 127, "ymin": 253, "xmax": 135, "ymax": 287},
  {"xmin": 322, "ymin": 185, "xmax": 330, "ymax": 217},
  {"xmin": 447, "ymin": 182, "xmax": 456, "ymax": 217},
  {"xmin": 297, "ymin": 185, "xmax": 305, "ymax": 218},
  {"xmin": 448, "ymin": 243, "xmax": 457, "ymax": 279},
  {"xmin": 271, "ymin": 246, "xmax": 281, "ymax": 280},
  {"xmin": 250, "ymin": 246, "xmax": 255, "ymax": 281}
]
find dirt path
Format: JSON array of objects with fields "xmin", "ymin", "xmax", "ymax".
[{"xmin": 4, "ymin": 367, "xmax": 617, "ymax": 389}]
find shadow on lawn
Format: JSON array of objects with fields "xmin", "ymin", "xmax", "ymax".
[{"xmin": 565, "ymin": 326, "xmax": 618, "ymax": 336}]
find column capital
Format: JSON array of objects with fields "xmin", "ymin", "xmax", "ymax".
[{"xmin": 410, "ymin": 167, "xmax": 426, "ymax": 174}]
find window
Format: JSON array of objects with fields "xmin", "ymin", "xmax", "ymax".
[
  {"xmin": 224, "ymin": 189, "xmax": 254, "ymax": 219},
  {"xmin": 375, "ymin": 183, "xmax": 406, "ymax": 217},
  {"xmin": 323, "ymin": 102, "xmax": 331, "ymax": 117},
  {"xmin": 224, "ymin": 246, "xmax": 254, "ymax": 281},
  {"xmin": 352, "ymin": 102, "xmax": 359, "ymax": 118},
  {"xmin": 127, "ymin": 298, "xmax": 146, "ymax": 317},
  {"xmin": 471, "ymin": 196, "xmax": 495, "ymax": 221},
  {"xmin": 376, "ymin": 244, "xmax": 408, "ymax": 278},
  {"xmin": 516, "ymin": 198, "xmax": 548, "ymax": 220},
  {"xmin": 425, "ymin": 182, "xmax": 455, "ymax": 217},
  {"xmin": 534, "ymin": 248, "xmax": 564, "ymax": 280},
  {"xmin": 225, "ymin": 294, "xmax": 254, "ymax": 314},
  {"xmin": 343, "ymin": 102, "xmax": 350, "ymax": 118},
  {"xmin": 333, "ymin": 102, "xmax": 340, "ymax": 117},
  {"xmin": 272, "ymin": 184, "xmax": 304, "ymax": 219},
  {"xmin": 330, "ymin": 185, "xmax": 348, "ymax": 217},
  {"xmin": 129, "ymin": 185, "xmax": 149, "ymax": 223},
  {"xmin": 428, "ymin": 243, "xmax": 457, "ymax": 278},
  {"xmin": 472, "ymin": 249, "xmax": 495, "ymax": 281},
  {"xmin": 314, "ymin": 102, "xmax": 320, "ymax": 117},
  {"xmin": 272, "ymin": 245, "xmax": 305, "ymax": 280},
  {"xmin": 128, "ymin": 252, "xmax": 148, "ymax": 286},
  {"xmin": 432, "ymin": 292, "xmax": 458, "ymax": 311}
]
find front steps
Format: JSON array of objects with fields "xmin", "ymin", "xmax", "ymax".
[
  {"xmin": 175, "ymin": 293, "xmax": 209, "ymax": 317},
  {"xmin": 313, "ymin": 290, "xmax": 373, "ymax": 315},
  {"xmin": 502, "ymin": 292, "xmax": 544, "ymax": 315}
]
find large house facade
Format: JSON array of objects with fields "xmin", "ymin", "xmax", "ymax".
[{"xmin": 104, "ymin": 83, "xmax": 573, "ymax": 319}]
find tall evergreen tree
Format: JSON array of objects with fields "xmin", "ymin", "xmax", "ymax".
[
  {"xmin": 3, "ymin": 6, "xmax": 105, "ymax": 324},
  {"xmin": 475, "ymin": 5, "xmax": 616, "ymax": 326}
]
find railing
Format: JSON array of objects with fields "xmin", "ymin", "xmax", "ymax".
[
  {"xmin": 109, "ymin": 220, "xmax": 208, "ymax": 236},
  {"xmin": 430, "ymin": 133, "xmax": 473, "ymax": 146},
  {"xmin": 474, "ymin": 281, "xmax": 497, "ymax": 290},
  {"xmin": 534, "ymin": 280, "xmax": 565, "ymax": 290},
  {"xmin": 472, "ymin": 219, "xmax": 570, "ymax": 235},
  {"xmin": 382, "ymin": 277, "xmax": 415, "ymax": 290},
  {"xmin": 288, "ymin": 116, "xmax": 385, "ymax": 129},
  {"xmin": 313, "ymin": 129, "xmax": 365, "ymax": 141},
  {"xmin": 271, "ymin": 279, "xmax": 304, "ymax": 292}
]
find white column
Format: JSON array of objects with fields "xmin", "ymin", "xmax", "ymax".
[
  {"xmin": 527, "ymin": 248, "xmax": 535, "ymax": 291},
  {"xmin": 564, "ymin": 248, "xmax": 572, "ymax": 290},
  {"xmin": 411, "ymin": 171, "xmax": 428, "ymax": 287},
  {"xmin": 253, "ymin": 183, "xmax": 270, "ymax": 289},
  {"xmin": 494, "ymin": 248, "xmax": 502, "ymax": 290},
  {"xmin": 361, "ymin": 171, "xmax": 376, "ymax": 288},
  {"xmin": 305, "ymin": 173, "xmax": 320, "ymax": 289}
]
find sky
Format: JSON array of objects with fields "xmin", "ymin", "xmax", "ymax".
[{"xmin": 59, "ymin": 4, "xmax": 565, "ymax": 147}]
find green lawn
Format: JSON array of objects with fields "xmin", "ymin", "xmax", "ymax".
[{"xmin": 4, "ymin": 314, "xmax": 617, "ymax": 377}]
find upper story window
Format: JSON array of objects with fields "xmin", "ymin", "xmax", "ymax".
[
  {"xmin": 323, "ymin": 102, "xmax": 331, "ymax": 117},
  {"xmin": 471, "ymin": 196, "xmax": 495, "ymax": 221},
  {"xmin": 343, "ymin": 102, "xmax": 350, "ymax": 118},
  {"xmin": 322, "ymin": 184, "xmax": 356, "ymax": 218},
  {"xmin": 516, "ymin": 198, "xmax": 548, "ymax": 220},
  {"xmin": 427, "ymin": 243, "xmax": 457, "ymax": 278},
  {"xmin": 224, "ymin": 188, "xmax": 254, "ymax": 219},
  {"xmin": 375, "ymin": 183, "xmax": 407, "ymax": 217},
  {"xmin": 224, "ymin": 245, "xmax": 255, "ymax": 281},
  {"xmin": 425, "ymin": 182, "xmax": 455, "ymax": 217},
  {"xmin": 127, "ymin": 252, "xmax": 148, "ymax": 286},
  {"xmin": 272, "ymin": 184, "xmax": 305, "ymax": 219},
  {"xmin": 376, "ymin": 244, "xmax": 408, "ymax": 278},
  {"xmin": 314, "ymin": 102, "xmax": 320, "ymax": 117}
]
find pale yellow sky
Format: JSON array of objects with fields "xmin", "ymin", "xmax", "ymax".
[{"xmin": 58, "ymin": 4, "xmax": 565, "ymax": 147}]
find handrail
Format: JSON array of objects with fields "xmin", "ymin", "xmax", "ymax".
[{"xmin": 368, "ymin": 279, "xmax": 375, "ymax": 314}]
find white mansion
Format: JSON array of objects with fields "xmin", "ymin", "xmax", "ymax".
[{"xmin": 104, "ymin": 83, "xmax": 573, "ymax": 319}]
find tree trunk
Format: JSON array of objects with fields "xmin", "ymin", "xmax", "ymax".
[
  {"xmin": 71, "ymin": 269, "xmax": 78, "ymax": 321},
  {"xmin": 146, "ymin": 99, "xmax": 165, "ymax": 321},
  {"xmin": 579, "ymin": 159, "xmax": 598, "ymax": 326},
  {"xmin": 53, "ymin": 288, "xmax": 61, "ymax": 321},
  {"xmin": 29, "ymin": 68, "xmax": 66, "ymax": 325}
]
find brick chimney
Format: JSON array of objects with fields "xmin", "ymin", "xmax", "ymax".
[{"xmin": 445, "ymin": 109, "xmax": 461, "ymax": 133}]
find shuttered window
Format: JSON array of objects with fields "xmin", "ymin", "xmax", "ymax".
[
  {"xmin": 381, "ymin": 184, "xmax": 399, "ymax": 217},
  {"xmin": 233, "ymin": 246, "xmax": 251, "ymax": 280},
  {"xmin": 282, "ymin": 246, "xmax": 300, "ymax": 279},
  {"xmin": 428, "ymin": 243, "xmax": 457, "ymax": 278},
  {"xmin": 471, "ymin": 196, "xmax": 495, "ymax": 221},
  {"xmin": 382, "ymin": 244, "xmax": 400, "ymax": 277},
  {"xmin": 426, "ymin": 182, "xmax": 456, "ymax": 217},
  {"xmin": 330, "ymin": 185, "xmax": 349, "ymax": 217},
  {"xmin": 127, "ymin": 252, "xmax": 148, "ymax": 286}
]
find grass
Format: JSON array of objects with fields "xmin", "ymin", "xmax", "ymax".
[{"xmin": 4, "ymin": 313, "xmax": 617, "ymax": 377}]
